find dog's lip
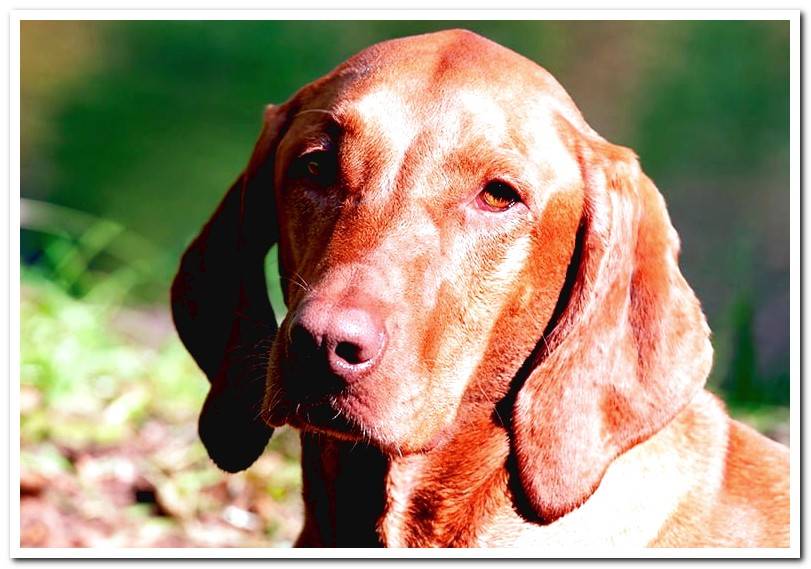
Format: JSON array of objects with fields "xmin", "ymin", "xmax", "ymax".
[
  {"xmin": 286, "ymin": 398, "xmax": 366, "ymax": 440},
  {"xmin": 262, "ymin": 385, "xmax": 365, "ymax": 436},
  {"xmin": 266, "ymin": 388, "xmax": 447, "ymax": 455}
]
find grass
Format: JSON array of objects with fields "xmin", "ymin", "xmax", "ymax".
[{"xmin": 19, "ymin": 201, "xmax": 303, "ymax": 547}]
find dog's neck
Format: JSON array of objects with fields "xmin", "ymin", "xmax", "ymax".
[
  {"xmin": 380, "ymin": 411, "xmax": 513, "ymax": 547},
  {"xmin": 295, "ymin": 391, "xmax": 727, "ymax": 548},
  {"xmin": 295, "ymin": 405, "xmax": 517, "ymax": 547}
]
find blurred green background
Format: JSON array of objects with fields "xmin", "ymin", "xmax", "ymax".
[{"xmin": 20, "ymin": 20, "xmax": 789, "ymax": 547}]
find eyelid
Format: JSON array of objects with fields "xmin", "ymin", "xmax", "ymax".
[
  {"xmin": 287, "ymin": 138, "xmax": 334, "ymax": 178},
  {"xmin": 297, "ymin": 136, "xmax": 334, "ymax": 158}
]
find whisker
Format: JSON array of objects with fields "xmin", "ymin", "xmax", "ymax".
[{"xmin": 291, "ymin": 272, "xmax": 313, "ymax": 292}]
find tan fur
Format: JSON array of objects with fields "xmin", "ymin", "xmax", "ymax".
[{"xmin": 171, "ymin": 29, "xmax": 790, "ymax": 549}]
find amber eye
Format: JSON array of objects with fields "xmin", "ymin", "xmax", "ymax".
[
  {"xmin": 476, "ymin": 181, "xmax": 521, "ymax": 212},
  {"xmin": 294, "ymin": 150, "xmax": 336, "ymax": 185}
]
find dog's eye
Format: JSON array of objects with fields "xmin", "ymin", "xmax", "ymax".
[
  {"xmin": 306, "ymin": 159, "xmax": 321, "ymax": 177},
  {"xmin": 294, "ymin": 150, "xmax": 337, "ymax": 185},
  {"xmin": 476, "ymin": 181, "xmax": 521, "ymax": 212}
]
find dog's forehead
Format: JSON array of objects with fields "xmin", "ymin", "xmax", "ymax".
[
  {"xmin": 275, "ymin": 31, "xmax": 587, "ymax": 199},
  {"xmin": 329, "ymin": 87, "xmax": 580, "ymax": 198},
  {"xmin": 322, "ymin": 29, "xmax": 588, "ymax": 128},
  {"xmin": 333, "ymin": 29, "xmax": 564, "ymax": 94},
  {"xmin": 291, "ymin": 30, "xmax": 590, "ymax": 158},
  {"xmin": 335, "ymin": 86, "xmax": 513, "ymax": 148}
]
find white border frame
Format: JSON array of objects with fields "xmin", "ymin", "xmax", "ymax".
[{"xmin": 9, "ymin": 9, "xmax": 801, "ymax": 559}]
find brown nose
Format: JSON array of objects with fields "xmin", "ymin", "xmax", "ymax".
[{"xmin": 289, "ymin": 304, "xmax": 387, "ymax": 383}]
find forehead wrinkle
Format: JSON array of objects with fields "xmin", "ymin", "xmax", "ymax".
[
  {"xmin": 383, "ymin": 124, "xmax": 448, "ymax": 207},
  {"xmin": 392, "ymin": 105, "xmax": 496, "ymax": 203},
  {"xmin": 408, "ymin": 91, "xmax": 528, "ymax": 199},
  {"xmin": 426, "ymin": 136, "xmax": 530, "ymax": 202}
]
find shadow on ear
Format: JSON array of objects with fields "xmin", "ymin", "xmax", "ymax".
[
  {"xmin": 510, "ymin": 130, "xmax": 713, "ymax": 523},
  {"xmin": 170, "ymin": 104, "xmax": 290, "ymax": 473}
]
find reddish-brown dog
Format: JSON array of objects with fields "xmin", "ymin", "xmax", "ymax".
[{"xmin": 171, "ymin": 30, "xmax": 790, "ymax": 548}]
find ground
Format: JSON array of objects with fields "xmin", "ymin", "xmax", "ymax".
[{"xmin": 20, "ymin": 277, "xmax": 303, "ymax": 547}]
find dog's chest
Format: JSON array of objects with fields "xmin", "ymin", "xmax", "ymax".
[
  {"xmin": 380, "ymin": 455, "xmax": 426, "ymax": 547},
  {"xmin": 375, "ymin": 392, "xmax": 726, "ymax": 549}
]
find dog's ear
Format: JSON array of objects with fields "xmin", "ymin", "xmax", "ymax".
[
  {"xmin": 511, "ymin": 130, "xmax": 713, "ymax": 522},
  {"xmin": 171, "ymin": 104, "xmax": 290, "ymax": 473}
]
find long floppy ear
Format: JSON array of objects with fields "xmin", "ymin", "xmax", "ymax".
[
  {"xmin": 170, "ymin": 104, "xmax": 289, "ymax": 472},
  {"xmin": 511, "ymin": 132, "xmax": 713, "ymax": 522}
]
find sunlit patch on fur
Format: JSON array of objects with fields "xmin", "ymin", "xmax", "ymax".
[
  {"xmin": 349, "ymin": 89, "xmax": 416, "ymax": 197},
  {"xmin": 456, "ymin": 90, "xmax": 508, "ymax": 144},
  {"xmin": 352, "ymin": 89, "xmax": 414, "ymax": 145},
  {"xmin": 521, "ymin": 101, "xmax": 582, "ymax": 189}
]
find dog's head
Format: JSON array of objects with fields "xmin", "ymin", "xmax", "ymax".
[{"xmin": 171, "ymin": 30, "xmax": 712, "ymax": 522}]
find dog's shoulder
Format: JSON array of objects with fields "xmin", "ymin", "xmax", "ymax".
[
  {"xmin": 651, "ymin": 392, "xmax": 790, "ymax": 548},
  {"xmin": 713, "ymin": 417, "xmax": 790, "ymax": 547}
]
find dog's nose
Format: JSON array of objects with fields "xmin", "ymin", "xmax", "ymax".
[
  {"xmin": 326, "ymin": 307, "xmax": 387, "ymax": 371},
  {"xmin": 290, "ymin": 305, "xmax": 387, "ymax": 382}
]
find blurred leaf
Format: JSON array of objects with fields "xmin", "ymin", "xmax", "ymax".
[{"xmin": 21, "ymin": 444, "xmax": 74, "ymax": 477}]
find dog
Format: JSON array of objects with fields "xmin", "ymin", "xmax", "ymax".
[{"xmin": 171, "ymin": 29, "xmax": 790, "ymax": 548}]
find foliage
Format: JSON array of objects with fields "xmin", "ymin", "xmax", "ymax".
[{"xmin": 20, "ymin": 208, "xmax": 302, "ymax": 547}]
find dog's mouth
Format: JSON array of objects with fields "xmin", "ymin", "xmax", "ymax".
[
  {"xmin": 260, "ymin": 325, "xmax": 389, "ymax": 440},
  {"xmin": 261, "ymin": 334, "xmax": 448, "ymax": 453},
  {"xmin": 262, "ymin": 373, "xmax": 458, "ymax": 457},
  {"xmin": 286, "ymin": 398, "xmax": 368, "ymax": 441},
  {"xmin": 262, "ymin": 366, "xmax": 371, "ymax": 443}
]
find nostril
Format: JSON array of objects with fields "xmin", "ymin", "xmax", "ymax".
[
  {"xmin": 334, "ymin": 341, "xmax": 366, "ymax": 365},
  {"xmin": 288, "ymin": 322, "xmax": 320, "ymax": 360},
  {"xmin": 328, "ymin": 314, "xmax": 386, "ymax": 373},
  {"xmin": 335, "ymin": 342, "xmax": 378, "ymax": 365},
  {"xmin": 292, "ymin": 303, "xmax": 387, "ymax": 380}
]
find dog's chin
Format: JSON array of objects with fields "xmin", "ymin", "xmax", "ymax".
[
  {"xmin": 263, "ymin": 390, "xmax": 446, "ymax": 456},
  {"xmin": 287, "ymin": 399, "xmax": 367, "ymax": 441}
]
